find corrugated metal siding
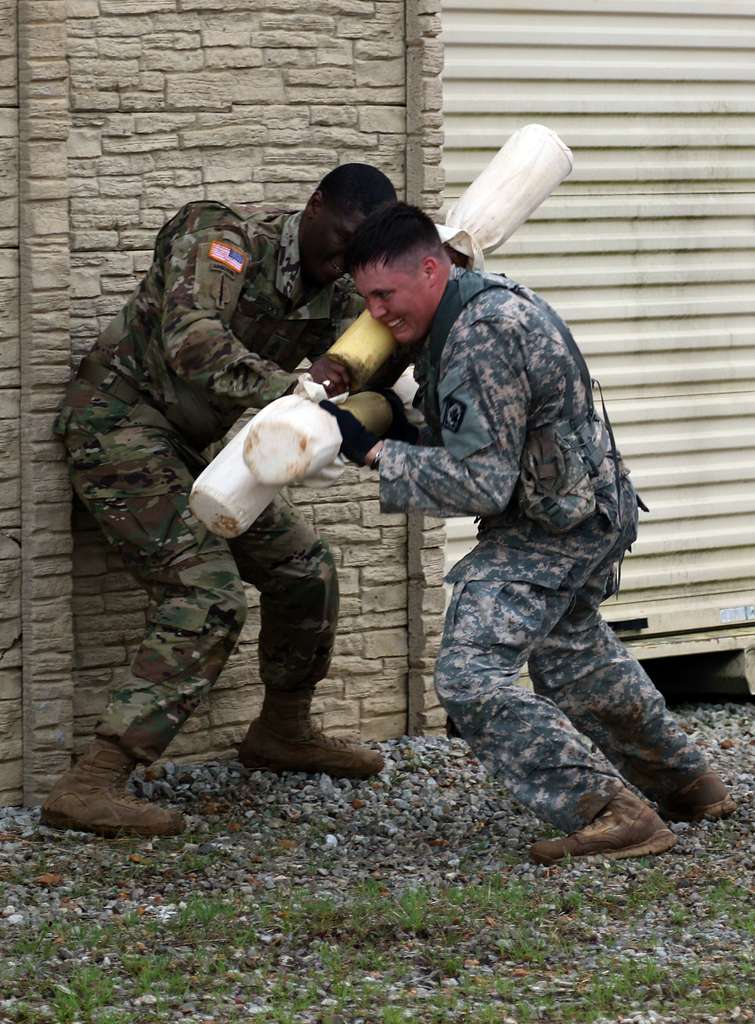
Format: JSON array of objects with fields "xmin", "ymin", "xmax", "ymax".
[{"xmin": 442, "ymin": 0, "xmax": 755, "ymax": 638}]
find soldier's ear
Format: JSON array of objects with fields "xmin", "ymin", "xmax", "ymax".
[
  {"xmin": 421, "ymin": 254, "xmax": 442, "ymax": 282},
  {"xmin": 305, "ymin": 190, "xmax": 325, "ymax": 221}
]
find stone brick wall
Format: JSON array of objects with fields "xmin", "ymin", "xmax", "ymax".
[
  {"xmin": 18, "ymin": 2, "xmax": 75, "ymax": 808},
  {"xmin": 2, "ymin": 0, "xmax": 446, "ymax": 804},
  {"xmin": 0, "ymin": 0, "xmax": 21, "ymax": 806},
  {"xmin": 404, "ymin": 0, "xmax": 446, "ymax": 736},
  {"xmin": 65, "ymin": 0, "xmax": 413, "ymax": 359}
]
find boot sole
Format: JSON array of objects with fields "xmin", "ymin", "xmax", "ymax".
[
  {"xmin": 40, "ymin": 808, "xmax": 184, "ymax": 839},
  {"xmin": 532, "ymin": 828, "xmax": 677, "ymax": 866},
  {"xmin": 663, "ymin": 796, "xmax": 737, "ymax": 823}
]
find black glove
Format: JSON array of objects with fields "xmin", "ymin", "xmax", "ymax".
[
  {"xmin": 320, "ymin": 401, "xmax": 378, "ymax": 465},
  {"xmin": 371, "ymin": 388, "xmax": 420, "ymax": 444}
]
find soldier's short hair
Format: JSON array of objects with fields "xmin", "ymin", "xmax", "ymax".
[
  {"xmin": 346, "ymin": 201, "xmax": 443, "ymax": 274},
  {"xmin": 317, "ymin": 163, "xmax": 396, "ymax": 217}
]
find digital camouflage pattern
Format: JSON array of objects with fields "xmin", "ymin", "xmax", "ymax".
[
  {"xmin": 56, "ymin": 202, "xmax": 349, "ymax": 761},
  {"xmin": 379, "ymin": 267, "xmax": 709, "ymax": 832}
]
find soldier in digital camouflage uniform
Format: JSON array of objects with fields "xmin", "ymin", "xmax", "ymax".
[
  {"xmin": 42, "ymin": 164, "xmax": 398, "ymax": 839},
  {"xmin": 322, "ymin": 202, "xmax": 736, "ymax": 865}
]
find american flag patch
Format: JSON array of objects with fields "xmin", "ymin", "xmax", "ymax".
[{"xmin": 208, "ymin": 240, "xmax": 246, "ymax": 274}]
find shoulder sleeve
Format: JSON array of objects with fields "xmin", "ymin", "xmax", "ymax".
[
  {"xmin": 378, "ymin": 311, "xmax": 532, "ymax": 517},
  {"xmin": 161, "ymin": 212, "xmax": 298, "ymax": 409}
]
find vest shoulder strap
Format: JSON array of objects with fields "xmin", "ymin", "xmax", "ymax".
[
  {"xmin": 430, "ymin": 271, "xmax": 594, "ymax": 421},
  {"xmin": 428, "ymin": 271, "xmax": 509, "ymax": 371},
  {"xmin": 513, "ymin": 285, "xmax": 594, "ymax": 418}
]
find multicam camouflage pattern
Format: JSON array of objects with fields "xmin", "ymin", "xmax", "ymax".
[
  {"xmin": 379, "ymin": 266, "xmax": 710, "ymax": 832},
  {"xmin": 56, "ymin": 202, "xmax": 351, "ymax": 761},
  {"xmin": 66, "ymin": 415, "xmax": 337, "ymax": 763},
  {"xmin": 58, "ymin": 202, "xmax": 365, "ymax": 451}
]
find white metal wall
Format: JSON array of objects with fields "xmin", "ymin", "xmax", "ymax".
[{"xmin": 442, "ymin": 0, "xmax": 755, "ymax": 643}]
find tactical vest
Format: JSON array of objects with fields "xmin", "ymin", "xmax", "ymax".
[{"xmin": 428, "ymin": 270, "xmax": 615, "ymax": 534}]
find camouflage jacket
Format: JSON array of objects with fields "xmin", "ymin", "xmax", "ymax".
[
  {"xmin": 58, "ymin": 201, "xmax": 364, "ymax": 449},
  {"xmin": 379, "ymin": 267, "xmax": 635, "ymax": 588}
]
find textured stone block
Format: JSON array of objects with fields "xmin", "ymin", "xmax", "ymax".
[
  {"xmin": 142, "ymin": 49, "xmax": 204, "ymax": 73},
  {"xmin": 361, "ymin": 711, "xmax": 406, "ymax": 742},
  {"xmin": 67, "ymin": 0, "xmax": 100, "ymax": 14},
  {"xmin": 0, "ymin": 701, "xmax": 22, "ymax": 749},
  {"xmin": 23, "ymin": 22, "xmax": 67, "ymax": 61},
  {"xmin": 341, "ymin": 540, "xmax": 405, "ymax": 567},
  {"xmin": 360, "ymin": 563, "xmax": 407, "ymax": 584},
  {"xmin": 364, "ymin": 628, "xmax": 408, "ymax": 660},
  {"xmin": 205, "ymin": 47, "xmax": 263, "ymax": 70},
  {"xmin": 166, "ymin": 70, "xmax": 284, "ymax": 109},
  {"xmin": 359, "ymin": 105, "xmax": 405, "ymax": 133},
  {"xmin": 22, "ymin": 141, "xmax": 68, "ymax": 179},
  {"xmin": 181, "ymin": 124, "xmax": 267, "ymax": 149},
  {"xmin": 100, "ymin": 0, "xmax": 174, "ymax": 12},
  {"xmin": 25, "ymin": 200, "xmax": 69, "ymax": 235},
  {"xmin": 362, "ymin": 582, "xmax": 407, "ymax": 614},
  {"xmin": 361, "ymin": 501, "xmax": 406, "ymax": 528},
  {"xmin": 91, "ymin": 39, "xmax": 140, "ymax": 62},
  {"xmin": 201, "ymin": 24, "xmax": 253, "ymax": 48},
  {"xmin": 103, "ymin": 133, "xmax": 178, "ymax": 153},
  {"xmin": 202, "ymin": 150, "xmax": 261, "ymax": 184},
  {"xmin": 355, "ymin": 58, "xmax": 404, "ymax": 88}
]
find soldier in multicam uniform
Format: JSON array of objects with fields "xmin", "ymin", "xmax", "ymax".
[
  {"xmin": 41, "ymin": 164, "xmax": 398, "ymax": 839},
  {"xmin": 321, "ymin": 202, "xmax": 736, "ymax": 865}
]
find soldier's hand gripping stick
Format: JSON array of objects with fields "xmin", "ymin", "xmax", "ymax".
[{"xmin": 189, "ymin": 389, "xmax": 394, "ymax": 538}]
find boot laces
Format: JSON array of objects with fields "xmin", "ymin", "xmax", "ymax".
[
  {"xmin": 115, "ymin": 783, "xmax": 179, "ymax": 819},
  {"xmin": 582, "ymin": 804, "xmax": 620, "ymax": 836},
  {"xmin": 108, "ymin": 773, "xmax": 152, "ymax": 808},
  {"xmin": 99, "ymin": 762, "xmax": 162, "ymax": 811},
  {"xmin": 308, "ymin": 724, "xmax": 361, "ymax": 751}
]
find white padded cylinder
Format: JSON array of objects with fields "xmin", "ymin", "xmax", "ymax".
[
  {"xmin": 189, "ymin": 420, "xmax": 278, "ymax": 538},
  {"xmin": 242, "ymin": 394, "xmax": 343, "ymax": 486},
  {"xmin": 444, "ymin": 124, "xmax": 574, "ymax": 262}
]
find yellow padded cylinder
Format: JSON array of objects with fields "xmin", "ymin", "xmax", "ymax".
[
  {"xmin": 340, "ymin": 391, "xmax": 393, "ymax": 437},
  {"xmin": 326, "ymin": 310, "xmax": 396, "ymax": 391}
]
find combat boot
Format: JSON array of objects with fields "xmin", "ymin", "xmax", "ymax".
[
  {"xmin": 40, "ymin": 738, "xmax": 185, "ymax": 838},
  {"xmin": 237, "ymin": 689, "xmax": 384, "ymax": 778},
  {"xmin": 659, "ymin": 771, "xmax": 736, "ymax": 822},
  {"xmin": 530, "ymin": 787, "xmax": 677, "ymax": 865}
]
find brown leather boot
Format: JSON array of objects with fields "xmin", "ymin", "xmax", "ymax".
[
  {"xmin": 659, "ymin": 772, "xmax": 736, "ymax": 822},
  {"xmin": 530, "ymin": 788, "xmax": 677, "ymax": 865},
  {"xmin": 237, "ymin": 689, "xmax": 384, "ymax": 778},
  {"xmin": 40, "ymin": 738, "xmax": 185, "ymax": 838}
]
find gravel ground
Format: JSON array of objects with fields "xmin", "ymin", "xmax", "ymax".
[{"xmin": 0, "ymin": 699, "xmax": 753, "ymax": 1024}]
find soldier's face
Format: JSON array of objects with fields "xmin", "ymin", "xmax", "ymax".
[
  {"xmin": 355, "ymin": 255, "xmax": 447, "ymax": 345},
  {"xmin": 300, "ymin": 193, "xmax": 365, "ymax": 287}
]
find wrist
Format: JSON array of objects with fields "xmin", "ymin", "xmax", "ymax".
[{"xmin": 366, "ymin": 441, "xmax": 385, "ymax": 469}]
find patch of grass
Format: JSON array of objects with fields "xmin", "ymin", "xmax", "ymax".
[
  {"xmin": 7, "ymin": 921, "xmax": 58, "ymax": 960},
  {"xmin": 172, "ymin": 893, "xmax": 238, "ymax": 931},
  {"xmin": 2, "ymin": 859, "xmax": 754, "ymax": 1024},
  {"xmin": 623, "ymin": 867, "xmax": 678, "ymax": 908},
  {"xmin": 51, "ymin": 964, "xmax": 116, "ymax": 1023},
  {"xmin": 667, "ymin": 900, "xmax": 692, "ymax": 928},
  {"xmin": 703, "ymin": 878, "xmax": 755, "ymax": 932}
]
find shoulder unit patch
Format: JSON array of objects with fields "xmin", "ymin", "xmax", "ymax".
[
  {"xmin": 208, "ymin": 240, "xmax": 247, "ymax": 274},
  {"xmin": 441, "ymin": 395, "xmax": 467, "ymax": 433}
]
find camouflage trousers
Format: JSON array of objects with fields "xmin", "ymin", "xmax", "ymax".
[
  {"xmin": 64, "ymin": 420, "xmax": 338, "ymax": 764},
  {"xmin": 437, "ymin": 558, "xmax": 709, "ymax": 835}
]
